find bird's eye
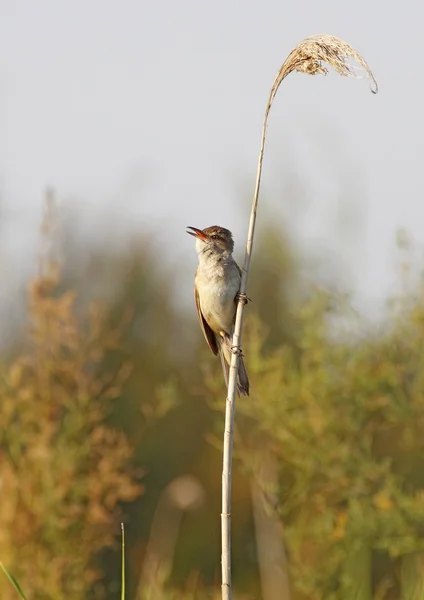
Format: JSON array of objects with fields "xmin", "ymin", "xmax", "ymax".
[{"xmin": 210, "ymin": 234, "xmax": 218, "ymax": 239}]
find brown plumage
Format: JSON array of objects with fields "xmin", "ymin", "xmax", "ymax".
[{"xmin": 187, "ymin": 225, "xmax": 249, "ymax": 396}]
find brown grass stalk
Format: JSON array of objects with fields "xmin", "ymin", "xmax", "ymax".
[{"xmin": 221, "ymin": 34, "xmax": 378, "ymax": 600}]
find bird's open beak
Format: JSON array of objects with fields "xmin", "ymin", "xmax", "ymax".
[{"xmin": 186, "ymin": 226, "xmax": 209, "ymax": 240}]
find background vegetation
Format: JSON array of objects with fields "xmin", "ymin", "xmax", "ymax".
[{"xmin": 1, "ymin": 201, "xmax": 424, "ymax": 600}]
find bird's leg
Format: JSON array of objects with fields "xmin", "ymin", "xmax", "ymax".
[
  {"xmin": 235, "ymin": 291, "xmax": 250, "ymax": 305},
  {"xmin": 230, "ymin": 345, "xmax": 245, "ymax": 357},
  {"xmin": 221, "ymin": 332, "xmax": 245, "ymax": 358}
]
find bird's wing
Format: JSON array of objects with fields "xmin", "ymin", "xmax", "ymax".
[{"xmin": 194, "ymin": 286, "xmax": 219, "ymax": 355}]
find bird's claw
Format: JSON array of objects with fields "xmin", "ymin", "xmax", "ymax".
[
  {"xmin": 236, "ymin": 292, "xmax": 250, "ymax": 305},
  {"xmin": 230, "ymin": 345, "xmax": 244, "ymax": 358}
]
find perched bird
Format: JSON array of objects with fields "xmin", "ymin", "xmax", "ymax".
[{"xmin": 187, "ymin": 225, "xmax": 249, "ymax": 396}]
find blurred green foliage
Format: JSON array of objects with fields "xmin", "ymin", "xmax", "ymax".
[
  {"xmin": 237, "ymin": 291, "xmax": 424, "ymax": 599},
  {"xmin": 0, "ymin": 266, "xmax": 142, "ymax": 600},
  {"xmin": 1, "ymin": 217, "xmax": 424, "ymax": 600}
]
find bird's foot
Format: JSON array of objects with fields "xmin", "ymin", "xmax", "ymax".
[
  {"xmin": 230, "ymin": 345, "xmax": 245, "ymax": 358},
  {"xmin": 236, "ymin": 292, "xmax": 250, "ymax": 305}
]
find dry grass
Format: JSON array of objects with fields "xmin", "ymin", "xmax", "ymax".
[
  {"xmin": 268, "ymin": 34, "xmax": 378, "ymax": 113},
  {"xmin": 222, "ymin": 33, "xmax": 378, "ymax": 600}
]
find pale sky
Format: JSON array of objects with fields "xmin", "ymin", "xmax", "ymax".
[{"xmin": 0, "ymin": 0, "xmax": 422, "ymax": 326}]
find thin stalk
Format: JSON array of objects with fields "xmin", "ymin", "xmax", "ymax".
[
  {"xmin": 221, "ymin": 87, "xmax": 274, "ymax": 600},
  {"xmin": 221, "ymin": 33, "xmax": 377, "ymax": 600},
  {"xmin": 0, "ymin": 562, "xmax": 27, "ymax": 600},
  {"xmin": 121, "ymin": 523, "xmax": 125, "ymax": 600}
]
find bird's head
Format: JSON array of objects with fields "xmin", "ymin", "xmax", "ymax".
[{"xmin": 186, "ymin": 225, "xmax": 234, "ymax": 255}]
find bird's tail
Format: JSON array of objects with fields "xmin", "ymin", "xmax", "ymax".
[{"xmin": 218, "ymin": 335, "xmax": 250, "ymax": 396}]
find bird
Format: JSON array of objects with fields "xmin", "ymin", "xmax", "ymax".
[{"xmin": 187, "ymin": 225, "xmax": 249, "ymax": 396}]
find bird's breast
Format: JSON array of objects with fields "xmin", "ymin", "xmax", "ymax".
[{"xmin": 195, "ymin": 261, "xmax": 240, "ymax": 335}]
